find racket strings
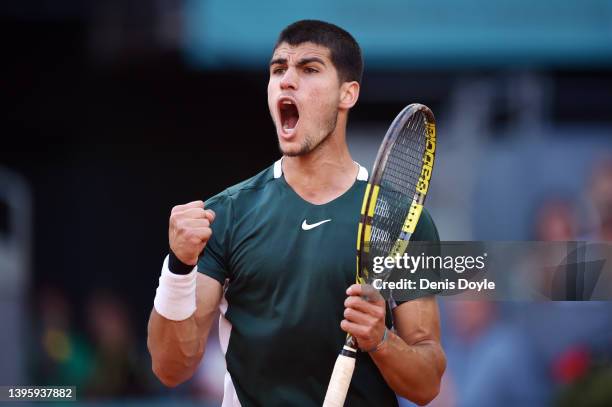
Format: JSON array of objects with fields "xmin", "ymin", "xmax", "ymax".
[{"xmin": 369, "ymin": 112, "xmax": 427, "ymax": 265}]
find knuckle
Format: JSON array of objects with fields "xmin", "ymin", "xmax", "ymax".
[
  {"xmin": 201, "ymin": 230, "xmax": 212, "ymax": 243},
  {"xmin": 186, "ymin": 231, "xmax": 196, "ymax": 240}
]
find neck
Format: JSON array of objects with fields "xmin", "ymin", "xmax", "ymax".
[{"xmin": 282, "ymin": 124, "xmax": 358, "ymax": 205}]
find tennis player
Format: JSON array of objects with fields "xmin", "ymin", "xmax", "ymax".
[{"xmin": 148, "ymin": 20, "xmax": 445, "ymax": 406}]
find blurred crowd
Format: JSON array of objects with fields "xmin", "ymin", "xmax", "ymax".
[
  {"xmin": 29, "ymin": 283, "xmax": 225, "ymax": 404},
  {"xmin": 30, "ymin": 286, "xmax": 154, "ymax": 398}
]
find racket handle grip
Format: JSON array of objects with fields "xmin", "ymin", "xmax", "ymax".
[{"xmin": 323, "ymin": 349, "xmax": 357, "ymax": 407}]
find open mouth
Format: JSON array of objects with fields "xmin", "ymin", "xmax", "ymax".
[{"xmin": 278, "ymin": 98, "xmax": 299, "ymax": 134}]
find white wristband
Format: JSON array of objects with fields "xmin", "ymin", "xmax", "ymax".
[{"xmin": 153, "ymin": 255, "xmax": 197, "ymax": 321}]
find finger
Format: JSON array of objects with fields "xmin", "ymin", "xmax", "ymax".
[
  {"xmin": 346, "ymin": 283, "xmax": 385, "ymax": 304},
  {"xmin": 175, "ymin": 207, "xmax": 209, "ymax": 219},
  {"xmin": 343, "ymin": 307, "xmax": 378, "ymax": 326},
  {"xmin": 182, "ymin": 227, "xmax": 212, "ymax": 243},
  {"xmin": 204, "ymin": 209, "xmax": 216, "ymax": 223},
  {"xmin": 176, "ymin": 219, "xmax": 211, "ymax": 230},
  {"xmin": 171, "ymin": 200, "xmax": 204, "ymax": 214},
  {"xmin": 344, "ymin": 296, "xmax": 385, "ymax": 318},
  {"xmin": 346, "ymin": 283, "xmax": 360, "ymax": 295},
  {"xmin": 340, "ymin": 319, "xmax": 368, "ymax": 338}
]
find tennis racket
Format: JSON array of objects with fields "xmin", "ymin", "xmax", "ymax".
[{"xmin": 323, "ymin": 103, "xmax": 437, "ymax": 407}]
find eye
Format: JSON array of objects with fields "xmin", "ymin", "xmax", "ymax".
[
  {"xmin": 272, "ymin": 67, "xmax": 286, "ymax": 75},
  {"xmin": 304, "ymin": 67, "xmax": 318, "ymax": 74}
]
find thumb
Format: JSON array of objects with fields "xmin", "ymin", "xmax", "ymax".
[
  {"xmin": 205, "ymin": 209, "xmax": 216, "ymax": 223},
  {"xmin": 361, "ymin": 283, "xmax": 384, "ymax": 304}
]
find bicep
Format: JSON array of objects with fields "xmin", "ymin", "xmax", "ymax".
[{"xmin": 392, "ymin": 295, "xmax": 441, "ymax": 345}]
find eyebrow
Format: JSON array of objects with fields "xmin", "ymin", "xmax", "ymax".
[
  {"xmin": 269, "ymin": 57, "xmax": 326, "ymax": 67},
  {"xmin": 269, "ymin": 57, "xmax": 287, "ymax": 66}
]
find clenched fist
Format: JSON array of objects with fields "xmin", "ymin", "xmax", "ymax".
[{"xmin": 168, "ymin": 200, "xmax": 216, "ymax": 266}]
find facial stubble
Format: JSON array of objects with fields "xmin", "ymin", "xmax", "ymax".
[{"xmin": 279, "ymin": 109, "xmax": 339, "ymax": 157}]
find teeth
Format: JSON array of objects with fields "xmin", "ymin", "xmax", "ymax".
[{"xmin": 281, "ymin": 100, "xmax": 293, "ymax": 105}]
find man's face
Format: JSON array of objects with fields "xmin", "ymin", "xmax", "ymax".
[{"xmin": 268, "ymin": 42, "xmax": 343, "ymax": 156}]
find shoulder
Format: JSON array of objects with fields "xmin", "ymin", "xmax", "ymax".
[
  {"xmin": 198, "ymin": 163, "xmax": 278, "ymax": 259},
  {"xmin": 204, "ymin": 163, "xmax": 278, "ymax": 210},
  {"xmin": 225, "ymin": 164, "xmax": 277, "ymax": 198}
]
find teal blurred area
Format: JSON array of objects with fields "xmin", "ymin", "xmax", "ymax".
[{"xmin": 183, "ymin": 0, "xmax": 612, "ymax": 69}]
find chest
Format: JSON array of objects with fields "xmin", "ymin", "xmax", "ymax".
[{"xmin": 226, "ymin": 192, "xmax": 362, "ymax": 301}]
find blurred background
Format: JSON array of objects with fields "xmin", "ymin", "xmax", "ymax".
[{"xmin": 1, "ymin": 1, "xmax": 611, "ymax": 406}]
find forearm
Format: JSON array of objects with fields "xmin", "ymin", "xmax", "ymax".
[
  {"xmin": 150, "ymin": 202, "xmax": 221, "ymax": 387},
  {"xmin": 370, "ymin": 330, "xmax": 445, "ymax": 405},
  {"xmin": 148, "ymin": 269, "xmax": 222, "ymax": 387},
  {"xmin": 147, "ymin": 308, "xmax": 207, "ymax": 387}
]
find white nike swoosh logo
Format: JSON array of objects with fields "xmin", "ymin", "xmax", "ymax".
[{"xmin": 301, "ymin": 219, "xmax": 332, "ymax": 230}]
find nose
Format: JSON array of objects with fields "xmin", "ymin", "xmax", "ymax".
[{"xmin": 280, "ymin": 68, "xmax": 297, "ymax": 90}]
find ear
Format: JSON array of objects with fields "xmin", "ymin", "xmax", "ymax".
[{"xmin": 339, "ymin": 81, "xmax": 360, "ymax": 110}]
